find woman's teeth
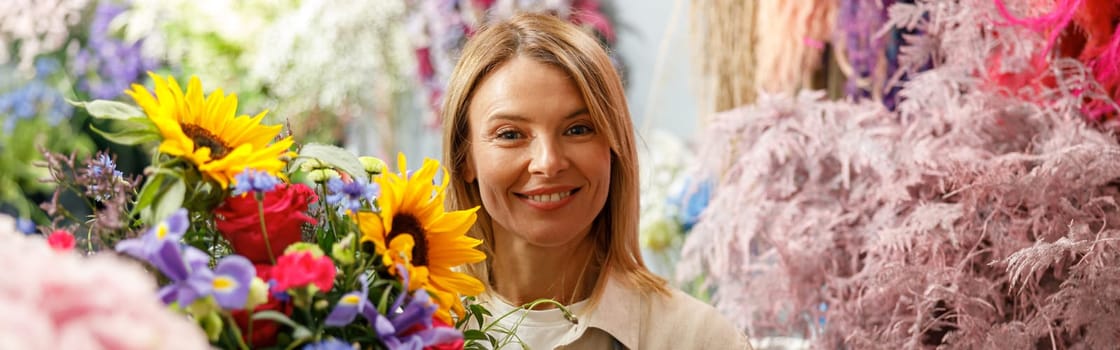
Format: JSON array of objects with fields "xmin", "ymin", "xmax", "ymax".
[{"xmin": 526, "ymin": 191, "xmax": 572, "ymax": 203}]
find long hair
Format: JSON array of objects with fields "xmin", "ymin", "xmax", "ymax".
[{"xmin": 441, "ymin": 13, "xmax": 668, "ymax": 303}]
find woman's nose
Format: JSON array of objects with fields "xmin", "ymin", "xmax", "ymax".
[{"xmin": 527, "ymin": 137, "xmax": 570, "ymax": 177}]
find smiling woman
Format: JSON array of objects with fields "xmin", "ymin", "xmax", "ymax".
[{"xmin": 441, "ymin": 12, "xmax": 752, "ymax": 350}]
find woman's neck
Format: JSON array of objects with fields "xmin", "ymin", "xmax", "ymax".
[{"xmin": 490, "ymin": 234, "xmax": 600, "ymax": 308}]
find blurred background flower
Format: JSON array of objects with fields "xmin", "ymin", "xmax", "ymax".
[{"xmin": 0, "ymin": 217, "xmax": 209, "ymax": 349}]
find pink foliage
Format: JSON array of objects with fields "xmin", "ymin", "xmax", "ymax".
[
  {"xmin": 680, "ymin": 0, "xmax": 1120, "ymax": 348},
  {"xmin": 0, "ymin": 227, "xmax": 209, "ymax": 349}
]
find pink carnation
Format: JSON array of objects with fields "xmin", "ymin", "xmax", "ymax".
[
  {"xmin": 0, "ymin": 224, "xmax": 208, "ymax": 349},
  {"xmin": 47, "ymin": 229, "xmax": 75, "ymax": 251},
  {"xmin": 270, "ymin": 252, "xmax": 336, "ymax": 293}
]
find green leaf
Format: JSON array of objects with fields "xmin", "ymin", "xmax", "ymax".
[
  {"xmin": 463, "ymin": 330, "xmax": 489, "ymax": 341},
  {"xmin": 470, "ymin": 303, "xmax": 490, "ymax": 328},
  {"xmin": 251, "ymin": 310, "xmax": 313, "ymax": 339},
  {"xmin": 377, "ymin": 285, "xmax": 394, "ymax": 315},
  {"xmin": 90, "ymin": 123, "xmax": 160, "ymax": 146},
  {"xmin": 295, "ymin": 143, "xmax": 367, "ymax": 179},
  {"xmin": 72, "ymin": 99, "xmax": 144, "ymax": 120},
  {"xmin": 150, "ymin": 177, "xmax": 185, "ymax": 224},
  {"xmin": 131, "ymin": 173, "xmax": 164, "ymax": 217}
]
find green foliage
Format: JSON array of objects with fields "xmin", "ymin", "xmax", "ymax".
[{"xmin": 0, "ymin": 115, "xmax": 96, "ymax": 220}]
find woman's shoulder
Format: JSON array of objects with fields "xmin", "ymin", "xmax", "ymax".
[{"xmin": 637, "ymin": 288, "xmax": 753, "ymax": 349}]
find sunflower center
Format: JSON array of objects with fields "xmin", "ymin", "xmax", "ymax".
[
  {"xmin": 387, "ymin": 214, "xmax": 428, "ymax": 266},
  {"xmin": 182, "ymin": 124, "xmax": 231, "ymax": 160}
]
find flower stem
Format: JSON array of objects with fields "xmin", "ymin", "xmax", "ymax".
[
  {"xmin": 256, "ymin": 193, "xmax": 277, "ymax": 264},
  {"xmin": 223, "ymin": 313, "xmax": 251, "ymax": 350},
  {"xmin": 247, "ymin": 307, "xmax": 255, "ymax": 347}
]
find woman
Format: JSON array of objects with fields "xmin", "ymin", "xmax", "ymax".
[{"xmin": 442, "ymin": 13, "xmax": 750, "ymax": 349}]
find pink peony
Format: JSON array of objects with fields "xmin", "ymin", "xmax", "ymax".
[{"xmin": 0, "ymin": 224, "xmax": 208, "ymax": 350}]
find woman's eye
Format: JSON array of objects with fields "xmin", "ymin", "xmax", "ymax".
[
  {"xmin": 566, "ymin": 125, "xmax": 593, "ymax": 136},
  {"xmin": 496, "ymin": 130, "xmax": 522, "ymax": 140}
]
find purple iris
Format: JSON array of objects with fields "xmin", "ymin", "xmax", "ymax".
[
  {"xmin": 147, "ymin": 240, "xmax": 255, "ymax": 309},
  {"xmin": 324, "ymin": 273, "xmax": 381, "ymax": 327},
  {"xmin": 325, "ymin": 267, "xmax": 462, "ymax": 349},
  {"xmin": 232, "ymin": 169, "xmax": 280, "ymax": 196},
  {"xmin": 326, "ymin": 178, "xmax": 378, "ymax": 214},
  {"xmin": 115, "ymin": 208, "xmax": 189, "ymax": 261},
  {"xmin": 379, "ymin": 289, "xmax": 462, "ymax": 349},
  {"xmin": 381, "ymin": 266, "xmax": 461, "ymax": 349},
  {"xmin": 210, "ymin": 255, "xmax": 256, "ymax": 309},
  {"xmin": 116, "ymin": 208, "xmax": 255, "ymax": 309}
]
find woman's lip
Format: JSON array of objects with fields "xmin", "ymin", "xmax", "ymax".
[{"xmin": 516, "ymin": 186, "xmax": 580, "ymax": 196}]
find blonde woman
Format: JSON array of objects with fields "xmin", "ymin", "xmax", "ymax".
[{"xmin": 441, "ymin": 12, "xmax": 750, "ymax": 350}]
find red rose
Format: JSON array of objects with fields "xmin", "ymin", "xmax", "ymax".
[
  {"xmin": 270, "ymin": 251, "xmax": 336, "ymax": 293},
  {"xmin": 47, "ymin": 229, "xmax": 75, "ymax": 251},
  {"xmin": 232, "ymin": 265, "xmax": 293, "ymax": 348},
  {"xmin": 215, "ymin": 183, "xmax": 317, "ymax": 264}
]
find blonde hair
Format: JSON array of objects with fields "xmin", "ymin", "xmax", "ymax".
[{"xmin": 441, "ymin": 13, "xmax": 668, "ymax": 303}]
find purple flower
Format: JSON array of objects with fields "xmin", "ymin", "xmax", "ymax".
[
  {"xmin": 116, "ymin": 209, "xmax": 255, "ymax": 309},
  {"xmin": 149, "ymin": 240, "xmax": 213, "ymax": 306},
  {"xmin": 89, "ymin": 153, "xmax": 123, "ymax": 178},
  {"xmin": 72, "ymin": 2, "xmax": 158, "ymax": 99},
  {"xmin": 84, "ymin": 152, "xmax": 125, "ymax": 202},
  {"xmin": 379, "ymin": 289, "xmax": 461, "ymax": 350},
  {"xmin": 211, "ymin": 255, "xmax": 255, "ymax": 309},
  {"xmin": 326, "ymin": 267, "xmax": 462, "ymax": 348},
  {"xmin": 145, "ymin": 237, "xmax": 255, "ymax": 309},
  {"xmin": 232, "ymin": 169, "xmax": 280, "ymax": 196},
  {"xmin": 326, "ymin": 178, "xmax": 378, "ymax": 213},
  {"xmin": 324, "ymin": 273, "xmax": 380, "ymax": 327},
  {"xmin": 379, "ymin": 266, "xmax": 462, "ymax": 349},
  {"xmin": 302, "ymin": 339, "xmax": 354, "ymax": 350},
  {"xmin": 115, "ymin": 209, "xmax": 189, "ymax": 261}
]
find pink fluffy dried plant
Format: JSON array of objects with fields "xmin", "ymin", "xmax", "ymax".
[{"xmin": 679, "ymin": 0, "xmax": 1120, "ymax": 348}]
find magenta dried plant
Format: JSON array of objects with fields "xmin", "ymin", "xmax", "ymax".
[{"xmin": 679, "ymin": 0, "xmax": 1120, "ymax": 348}]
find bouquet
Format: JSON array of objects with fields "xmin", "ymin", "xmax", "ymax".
[{"xmin": 34, "ymin": 72, "xmax": 500, "ymax": 349}]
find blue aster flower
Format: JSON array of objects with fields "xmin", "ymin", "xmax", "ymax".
[
  {"xmin": 326, "ymin": 177, "xmax": 378, "ymax": 214},
  {"xmin": 232, "ymin": 169, "xmax": 281, "ymax": 196}
]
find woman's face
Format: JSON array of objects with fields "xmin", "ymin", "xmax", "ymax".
[{"xmin": 464, "ymin": 56, "xmax": 611, "ymax": 249}]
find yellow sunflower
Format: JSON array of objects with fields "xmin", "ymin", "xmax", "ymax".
[
  {"xmin": 356, "ymin": 153, "xmax": 485, "ymax": 323},
  {"xmin": 125, "ymin": 72, "xmax": 294, "ymax": 189}
]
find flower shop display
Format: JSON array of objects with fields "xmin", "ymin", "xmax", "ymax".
[
  {"xmin": 406, "ymin": 0, "xmax": 619, "ymax": 127},
  {"xmin": 27, "ymin": 72, "xmax": 521, "ymax": 349},
  {"xmin": 2, "ymin": 0, "xmax": 159, "ymax": 228},
  {"xmin": 680, "ymin": 0, "xmax": 1120, "ymax": 348}
]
